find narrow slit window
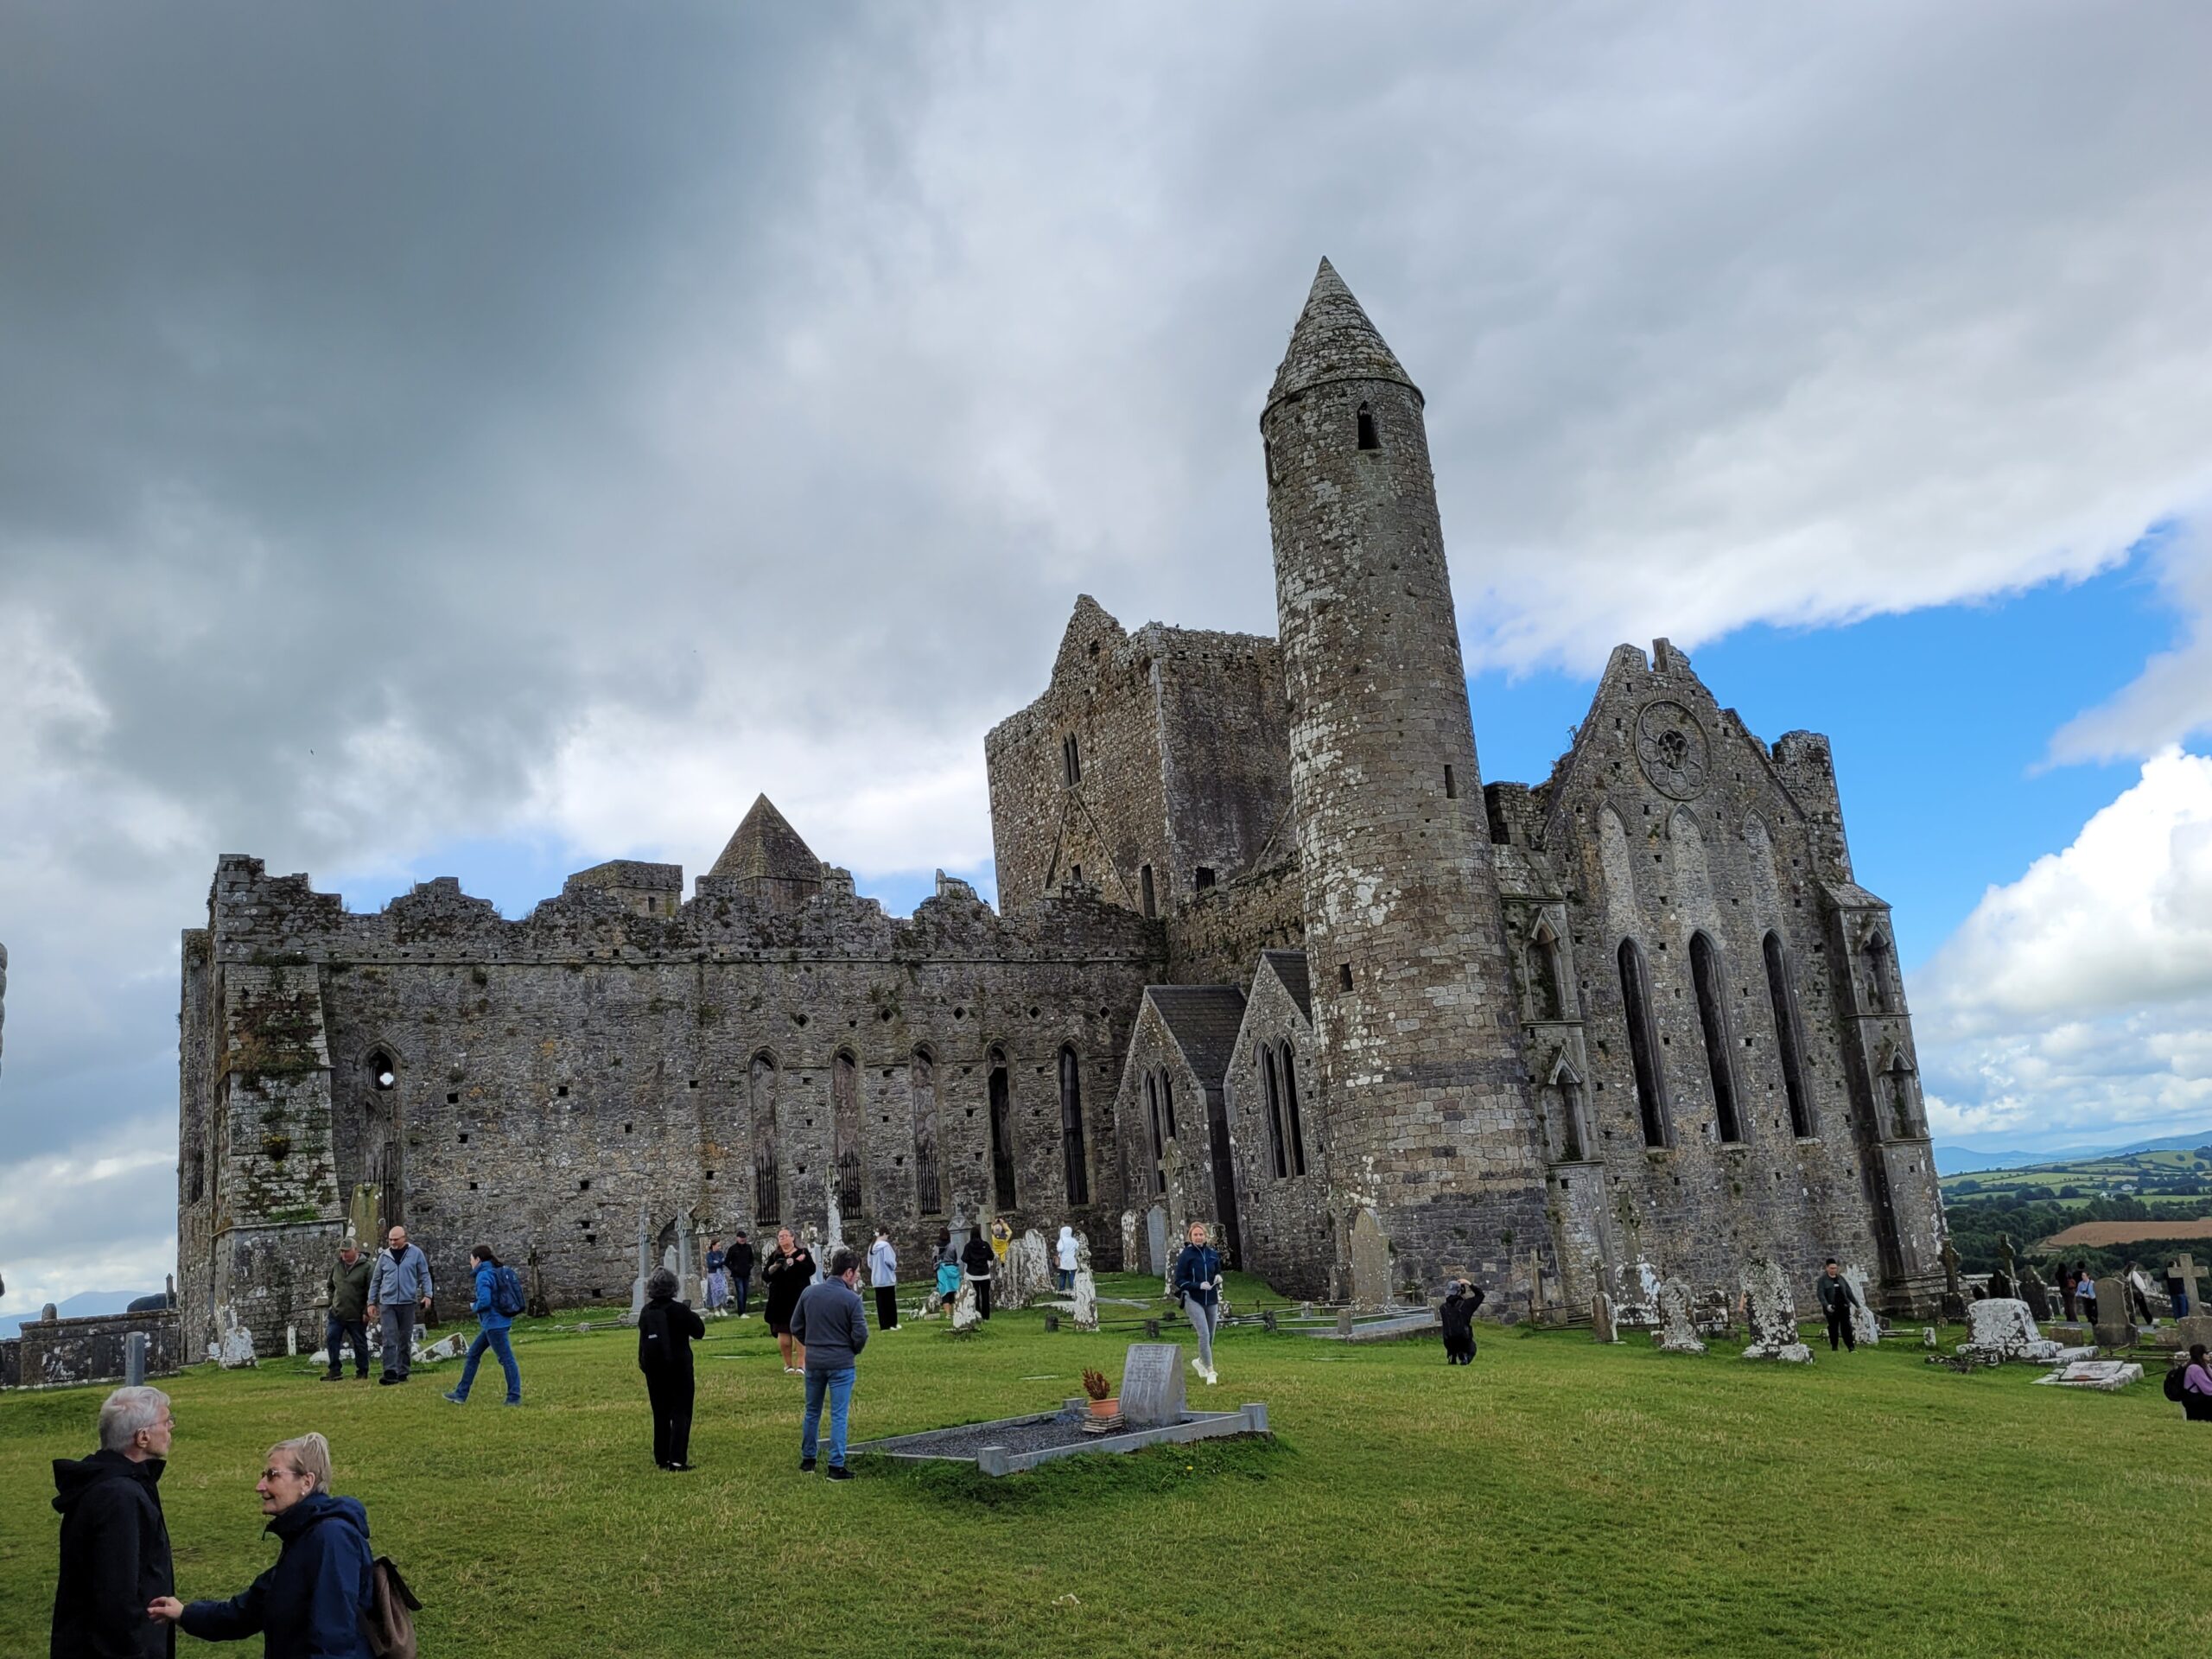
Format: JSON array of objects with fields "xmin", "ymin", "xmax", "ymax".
[
  {"xmin": 1141, "ymin": 864, "xmax": 1156, "ymax": 918},
  {"xmin": 1690, "ymin": 931, "xmax": 1743, "ymax": 1142},
  {"xmin": 1763, "ymin": 933, "xmax": 1815, "ymax": 1137},
  {"xmin": 1146, "ymin": 1072, "xmax": 1166, "ymax": 1193},
  {"xmin": 1194, "ymin": 867, "xmax": 1216, "ymax": 891},
  {"xmin": 1058, "ymin": 1045, "xmax": 1089, "ymax": 1205},
  {"xmin": 1356, "ymin": 401, "xmax": 1378, "ymax": 450},
  {"xmin": 1618, "ymin": 940, "xmax": 1671, "ymax": 1148},
  {"xmin": 1262, "ymin": 1046, "xmax": 1287, "ymax": 1179},
  {"xmin": 1280, "ymin": 1042, "xmax": 1307, "ymax": 1175},
  {"xmin": 1444, "ymin": 764, "xmax": 1457, "ymax": 799},
  {"xmin": 1062, "ymin": 733, "xmax": 1082, "ymax": 787},
  {"xmin": 987, "ymin": 1047, "xmax": 1018, "ymax": 1210},
  {"xmin": 1338, "ymin": 962, "xmax": 1353, "ymax": 992}
]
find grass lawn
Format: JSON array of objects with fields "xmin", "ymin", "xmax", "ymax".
[{"xmin": 6, "ymin": 1274, "xmax": 2208, "ymax": 1658}]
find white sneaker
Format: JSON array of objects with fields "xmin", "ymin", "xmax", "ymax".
[
  {"xmin": 1190, "ymin": 1357, "xmax": 1206, "ymax": 1380},
  {"xmin": 1205, "ymin": 1367, "xmax": 1218, "ymax": 1386}
]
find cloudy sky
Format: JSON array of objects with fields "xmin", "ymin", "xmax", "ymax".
[{"xmin": 3, "ymin": 3, "xmax": 2210, "ymax": 1315}]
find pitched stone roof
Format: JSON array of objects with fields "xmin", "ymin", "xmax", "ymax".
[
  {"xmin": 1261, "ymin": 949, "xmax": 1313, "ymax": 1022},
  {"xmin": 1267, "ymin": 257, "xmax": 1420, "ymax": 412},
  {"xmin": 709, "ymin": 795, "xmax": 822, "ymax": 883},
  {"xmin": 1147, "ymin": 985, "xmax": 1248, "ymax": 1090}
]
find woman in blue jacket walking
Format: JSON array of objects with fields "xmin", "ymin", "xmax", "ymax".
[
  {"xmin": 445, "ymin": 1243, "xmax": 522, "ymax": 1406},
  {"xmin": 1173, "ymin": 1220, "xmax": 1224, "ymax": 1386},
  {"xmin": 149, "ymin": 1432, "xmax": 374, "ymax": 1658}
]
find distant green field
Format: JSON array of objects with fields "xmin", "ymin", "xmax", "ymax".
[
  {"xmin": 8, "ymin": 1273, "xmax": 2210, "ymax": 1657},
  {"xmin": 1942, "ymin": 1147, "xmax": 2212, "ymax": 1201}
]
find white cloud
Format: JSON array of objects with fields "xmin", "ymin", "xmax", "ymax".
[
  {"xmin": 2049, "ymin": 518, "xmax": 2212, "ymax": 764},
  {"xmin": 1916, "ymin": 749, "xmax": 2212, "ymax": 1141}
]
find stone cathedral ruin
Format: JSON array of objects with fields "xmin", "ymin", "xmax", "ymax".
[{"xmin": 176, "ymin": 260, "xmax": 1948, "ymax": 1352}]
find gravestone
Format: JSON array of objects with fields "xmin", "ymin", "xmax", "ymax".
[
  {"xmin": 1121, "ymin": 1210, "xmax": 1139, "ymax": 1270},
  {"xmin": 1652, "ymin": 1278, "xmax": 1706, "ymax": 1356},
  {"xmin": 346, "ymin": 1184, "xmax": 381, "ymax": 1252},
  {"xmin": 1998, "ymin": 1233, "xmax": 2019, "ymax": 1294},
  {"xmin": 629, "ymin": 1210, "xmax": 652, "ymax": 1319},
  {"xmin": 40, "ymin": 1302, "xmax": 58, "ymax": 1324},
  {"xmin": 999, "ymin": 1230, "xmax": 1052, "ymax": 1313},
  {"xmin": 1961, "ymin": 1298, "xmax": 2063, "ymax": 1363},
  {"xmin": 1843, "ymin": 1265, "xmax": 1883, "ymax": 1346},
  {"xmin": 2017, "ymin": 1262, "xmax": 2052, "ymax": 1323},
  {"xmin": 2172, "ymin": 1313, "xmax": 2212, "ymax": 1352},
  {"xmin": 2034, "ymin": 1359, "xmax": 2143, "ymax": 1391},
  {"xmin": 2171, "ymin": 1255, "xmax": 2205, "ymax": 1319},
  {"xmin": 124, "ymin": 1332, "xmax": 148, "ymax": 1388},
  {"xmin": 1071, "ymin": 1234, "xmax": 1099, "ymax": 1332},
  {"xmin": 1740, "ymin": 1261, "xmax": 1813, "ymax": 1363},
  {"xmin": 213, "ymin": 1306, "xmax": 257, "ymax": 1370},
  {"xmin": 1939, "ymin": 1238, "xmax": 1967, "ymax": 1322},
  {"xmin": 1119, "ymin": 1343, "xmax": 1187, "ymax": 1427},
  {"xmin": 1348, "ymin": 1209, "xmax": 1391, "ymax": 1310},
  {"xmin": 676, "ymin": 1225, "xmax": 695, "ymax": 1302},
  {"xmin": 1592, "ymin": 1290, "xmax": 1618, "ymax": 1344},
  {"xmin": 2094, "ymin": 1306, "xmax": 2139, "ymax": 1350},
  {"xmin": 950, "ymin": 1274, "xmax": 981, "ymax": 1333},
  {"xmin": 1145, "ymin": 1205, "xmax": 1169, "ymax": 1278}
]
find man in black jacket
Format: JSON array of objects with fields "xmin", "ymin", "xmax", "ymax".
[
  {"xmin": 52, "ymin": 1384, "xmax": 175, "ymax": 1658},
  {"xmin": 727, "ymin": 1230, "xmax": 754, "ymax": 1319},
  {"xmin": 1815, "ymin": 1259, "xmax": 1860, "ymax": 1352}
]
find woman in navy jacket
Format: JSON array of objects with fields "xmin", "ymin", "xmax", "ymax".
[{"xmin": 149, "ymin": 1432, "xmax": 373, "ymax": 1658}]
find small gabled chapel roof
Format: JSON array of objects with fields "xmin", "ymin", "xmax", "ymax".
[
  {"xmin": 1260, "ymin": 949, "xmax": 1313, "ymax": 1022},
  {"xmin": 1146, "ymin": 984, "xmax": 1248, "ymax": 1091}
]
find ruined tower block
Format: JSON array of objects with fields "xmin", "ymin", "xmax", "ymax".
[{"xmin": 1259, "ymin": 259, "xmax": 1555, "ymax": 1302}]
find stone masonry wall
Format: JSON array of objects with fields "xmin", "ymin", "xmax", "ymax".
[{"xmin": 181, "ymin": 861, "xmax": 1162, "ymax": 1349}]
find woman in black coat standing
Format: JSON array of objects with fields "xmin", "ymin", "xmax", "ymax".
[
  {"xmin": 638, "ymin": 1268, "xmax": 706, "ymax": 1471},
  {"xmin": 762, "ymin": 1229, "xmax": 817, "ymax": 1374},
  {"xmin": 960, "ymin": 1224, "xmax": 997, "ymax": 1319}
]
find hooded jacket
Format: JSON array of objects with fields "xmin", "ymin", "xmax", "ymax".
[
  {"xmin": 51, "ymin": 1448, "xmax": 175, "ymax": 1659},
  {"xmin": 177, "ymin": 1491, "xmax": 374, "ymax": 1658}
]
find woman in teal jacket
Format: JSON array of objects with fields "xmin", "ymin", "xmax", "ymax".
[{"xmin": 445, "ymin": 1244, "xmax": 521, "ymax": 1406}]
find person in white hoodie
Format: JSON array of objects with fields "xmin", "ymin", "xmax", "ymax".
[
  {"xmin": 1055, "ymin": 1226, "xmax": 1080, "ymax": 1293},
  {"xmin": 867, "ymin": 1226, "xmax": 899, "ymax": 1332}
]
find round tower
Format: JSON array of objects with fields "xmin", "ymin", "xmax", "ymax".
[{"xmin": 1260, "ymin": 258, "xmax": 1554, "ymax": 1304}]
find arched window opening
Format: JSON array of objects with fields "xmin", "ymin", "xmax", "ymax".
[
  {"xmin": 1618, "ymin": 940, "xmax": 1671, "ymax": 1148},
  {"xmin": 1527, "ymin": 920, "xmax": 1565, "ymax": 1021},
  {"xmin": 750, "ymin": 1052, "xmax": 780, "ymax": 1224},
  {"xmin": 910, "ymin": 1048, "xmax": 943, "ymax": 1214},
  {"xmin": 1160, "ymin": 1070, "xmax": 1178, "ymax": 1141},
  {"xmin": 1863, "ymin": 931, "xmax": 1895, "ymax": 1014},
  {"xmin": 1261, "ymin": 1046, "xmax": 1287, "ymax": 1179},
  {"xmin": 369, "ymin": 1051, "xmax": 397, "ymax": 1091},
  {"xmin": 1279, "ymin": 1042, "xmax": 1308, "ymax": 1175},
  {"xmin": 1545, "ymin": 1058, "xmax": 1591, "ymax": 1163},
  {"xmin": 1356, "ymin": 401, "xmax": 1378, "ymax": 451},
  {"xmin": 1146, "ymin": 1071, "xmax": 1166, "ymax": 1193},
  {"xmin": 1763, "ymin": 933, "xmax": 1815, "ymax": 1137},
  {"xmin": 1141, "ymin": 864, "xmax": 1157, "ymax": 918},
  {"xmin": 987, "ymin": 1046, "xmax": 1018, "ymax": 1210},
  {"xmin": 1058, "ymin": 1045, "xmax": 1090, "ymax": 1205},
  {"xmin": 1690, "ymin": 931, "xmax": 1743, "ymax": 1143},
  {"xmin": 832, "ymin": 1051, "xmax": 864, "ymax": 1217}
]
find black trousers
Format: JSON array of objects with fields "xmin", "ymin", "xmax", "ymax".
[
  {"xmin": 645, "ymin": 1369, "xmax": 695, "ymax": 1467},
  {"xmin": 875, "ymin": 1286, "xmax": 899, "ymax": 1331},
  {"xmin": 976, "ymin": 1279, "xmax": 993, "ymax": 1319},
  {"xmin": 1826, "ymin": 1304, "xmax": 1856, "ymax": 1351}
]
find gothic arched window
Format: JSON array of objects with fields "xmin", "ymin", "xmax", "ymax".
[
  {"xmin": 1527, "ymin": 918, "xmax": 1565, "ymax": 1021},
  {"xmin": 1690, "ymin": 931, "xmax": 1743, "ymax": 1143},
  {"xmin": 1261, "ymin": 1046, "xmax": 1287, "ymax": 1179},
  {"xmin": 749, "ymin": 1052, "xmax": 780, "ymax": 1224},
  {"xmin": 987, "ymin": 1046, "xmax": 1018, "ymax": 1210},
  {"xmin": 1763, "ymin": 933, "xmax": 1815, "ymax": 1137},
  {"xmin": 1279, "ymin": 1042, "xmax": 1308, "ymax": 1176},
  {"xmin": 1058, "ymin": 1045, "xmax": 1089, "ymax": 1205}
]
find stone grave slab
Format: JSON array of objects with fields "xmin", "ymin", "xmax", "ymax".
[
  {"xmin": 1961, "ymin": 1298, "xmax": 2063, "ymax": 1364},
  {"xmin": 1592, "ymin": 1291, "xmax": 1617, "ymax": 1344},
  {"xmin": 2034, "ymin": 1360, "xmax": 2144, "ymax": 1391},
  {"xmin": 1652, "ymin": 1278, "xmax": 1706, "ymax": 1356},
  {"xmin": 1740, "ymin": 1261, "xmax": 1811, "ymax": 1363}
]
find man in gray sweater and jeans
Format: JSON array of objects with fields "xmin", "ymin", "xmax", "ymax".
[{"xmin": 791, "ymin": 1246, "xmax": 870, "ymax": 1479}]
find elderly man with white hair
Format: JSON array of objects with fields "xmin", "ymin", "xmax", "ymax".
[{"xmin": 51, "ymin": 1384, "xmax": 176, "ymax": 1657}]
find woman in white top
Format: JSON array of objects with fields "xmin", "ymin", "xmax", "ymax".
[
  {"xmin": 866, "ymin": 1226, "xmax": 899, "ymax": 1332},
  {"xmin": 1055, "ymin": 1226, "xmax": 1080, "ymax": 1293}
]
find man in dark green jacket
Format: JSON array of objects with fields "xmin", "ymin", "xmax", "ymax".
[{"xmin": 322, "ymin": 1240, "xmax": 372, "ymax": 1382}]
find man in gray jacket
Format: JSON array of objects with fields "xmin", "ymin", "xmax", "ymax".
[
  {"xmin": 366, "ymin": 1224, "xmax": 435, "ymax": 1384},
  {"xmin": 791, "ymin": 1246, "xmax": 869, "ymax": 1479}
]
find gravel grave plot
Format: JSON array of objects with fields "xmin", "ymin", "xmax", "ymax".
[{"xmin": 864, "ymin": 1414, "xmax": 1117, "ymax": 1459}]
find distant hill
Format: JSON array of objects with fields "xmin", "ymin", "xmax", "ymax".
[
  {"xmin": 1935, "ymin": 1133, "xmax": 2212, "ymax": 1176},
  {"xmin": 0, "ymin": 1290, "xmax": 149, "ymax": 1339}
]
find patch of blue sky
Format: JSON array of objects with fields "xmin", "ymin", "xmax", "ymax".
[{"xmin": 1469, "ymin": 545, "xmax": 2180, "ymax": 969}]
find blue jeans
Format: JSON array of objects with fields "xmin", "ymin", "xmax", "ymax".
[
  {"xmin": 800, "ymin": 1366, "xmax": 856, "ymax": 1467},
  {"xmin": 455, "ymin": 1325, "xmax": 521, "ymax": 1403},
  {"xmin": 1058, "ymin": 1268, "xmax": 1075, "ymax": 1291}
]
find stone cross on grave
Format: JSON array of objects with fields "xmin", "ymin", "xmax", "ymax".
[
  {"xmin": 1998, "ymin": 1233, "xmax": 2018, "ymax": 1288},
  {"xmin": 1939, "ymin": 1238, "xmax": 1961, "ymax": 1298},
  {"xmin": 2172, "ymin": 1255, "xmax": 2205, "ymax": 1314}
]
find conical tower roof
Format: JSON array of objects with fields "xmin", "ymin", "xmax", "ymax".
[
  {"xmin": 1266, "ymin": 257, "xmax": 1421, "ymax": 413},
  {"xmin": 709, "ymin": 794, "xmax": 822, "ymax": 883}
]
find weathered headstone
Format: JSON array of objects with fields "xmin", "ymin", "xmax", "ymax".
[
  {"xmin": 1592, "ymin": 1290, "xmax": 1618, "ymax": 1344},
  {"xmin": 1939, "ymin": 1238, "xmax": 1967, "ymax": 1322},
  {"xmin": 999, "ymin": 1229, "xmax": 1052, "ymax": 1313},
  {"xmin": 2017, "ymin": 1262, "xmax": 2052, "ymax": 1323},
  {"xmin": 676, "ymin": 1226, "xmax": 695, "ymax": 1303},
  {"xmin": 40, "ymin": 1302, "xmax": 58, "ymax": 1324},
  {"xmin": 1120, "ymin": 1342, "xmax": 1187, "ymax": 1427},
  {"xmin": 629, "ymin": 1210, "xmax": 652, "ymax": 1319},
  {"xmin": 1145, "ymin": 1205, "xmax": 1169, "ymax": 1278},
  {"xmin": 124, "ymin": 1332, "xmax": 148, "ymax": 1388},
  {"xmin": 1652, "ymin": 1278, "xmax": 1706, "ymax": 1355},
  {"xmin": 1843, "ymin": 1265, "xmax": 1883, "ymax": 1347},
  {"xmin": 1348, "ymin": 1209, "xmax": 1390, "ymax": 1310},
  {"xmin": 416, "ymin": 1331, "xmax": 468, "ymax": 1364},
  {"xmin": 1120, "ymin": 1209, "xmax": 1139, "ymax": 1269},
  {"xmin": 346, "ymin": 1184, "xmax": 381, "ymax": 1253},
  {"xmin": 1961, "ymin": 1298, "xmax": 2063, "ymax": 1363},
  {"xmin": 1071, "ymin": 1233, "xmax": 1099, "ymax": 1332},
  {"xmin": 1998, "ymin": 1233, "xmax": 2019, "ymax": 1294},
  {"xmin": 214, "ymin": 1306, "xmax": 257, "ymax": 1370},
  {"xmin": 950, "ymin": 1273, "xmax": 981, "ymax": 1333},
  {"xmin": 1740, "ymin": 1261, "xmax": 1812, "ymax": 1363}
]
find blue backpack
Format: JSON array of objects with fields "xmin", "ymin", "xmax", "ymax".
[{"xmin": 491, "ymin": 1265, "xmax": 527, "ymax": 1318}]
